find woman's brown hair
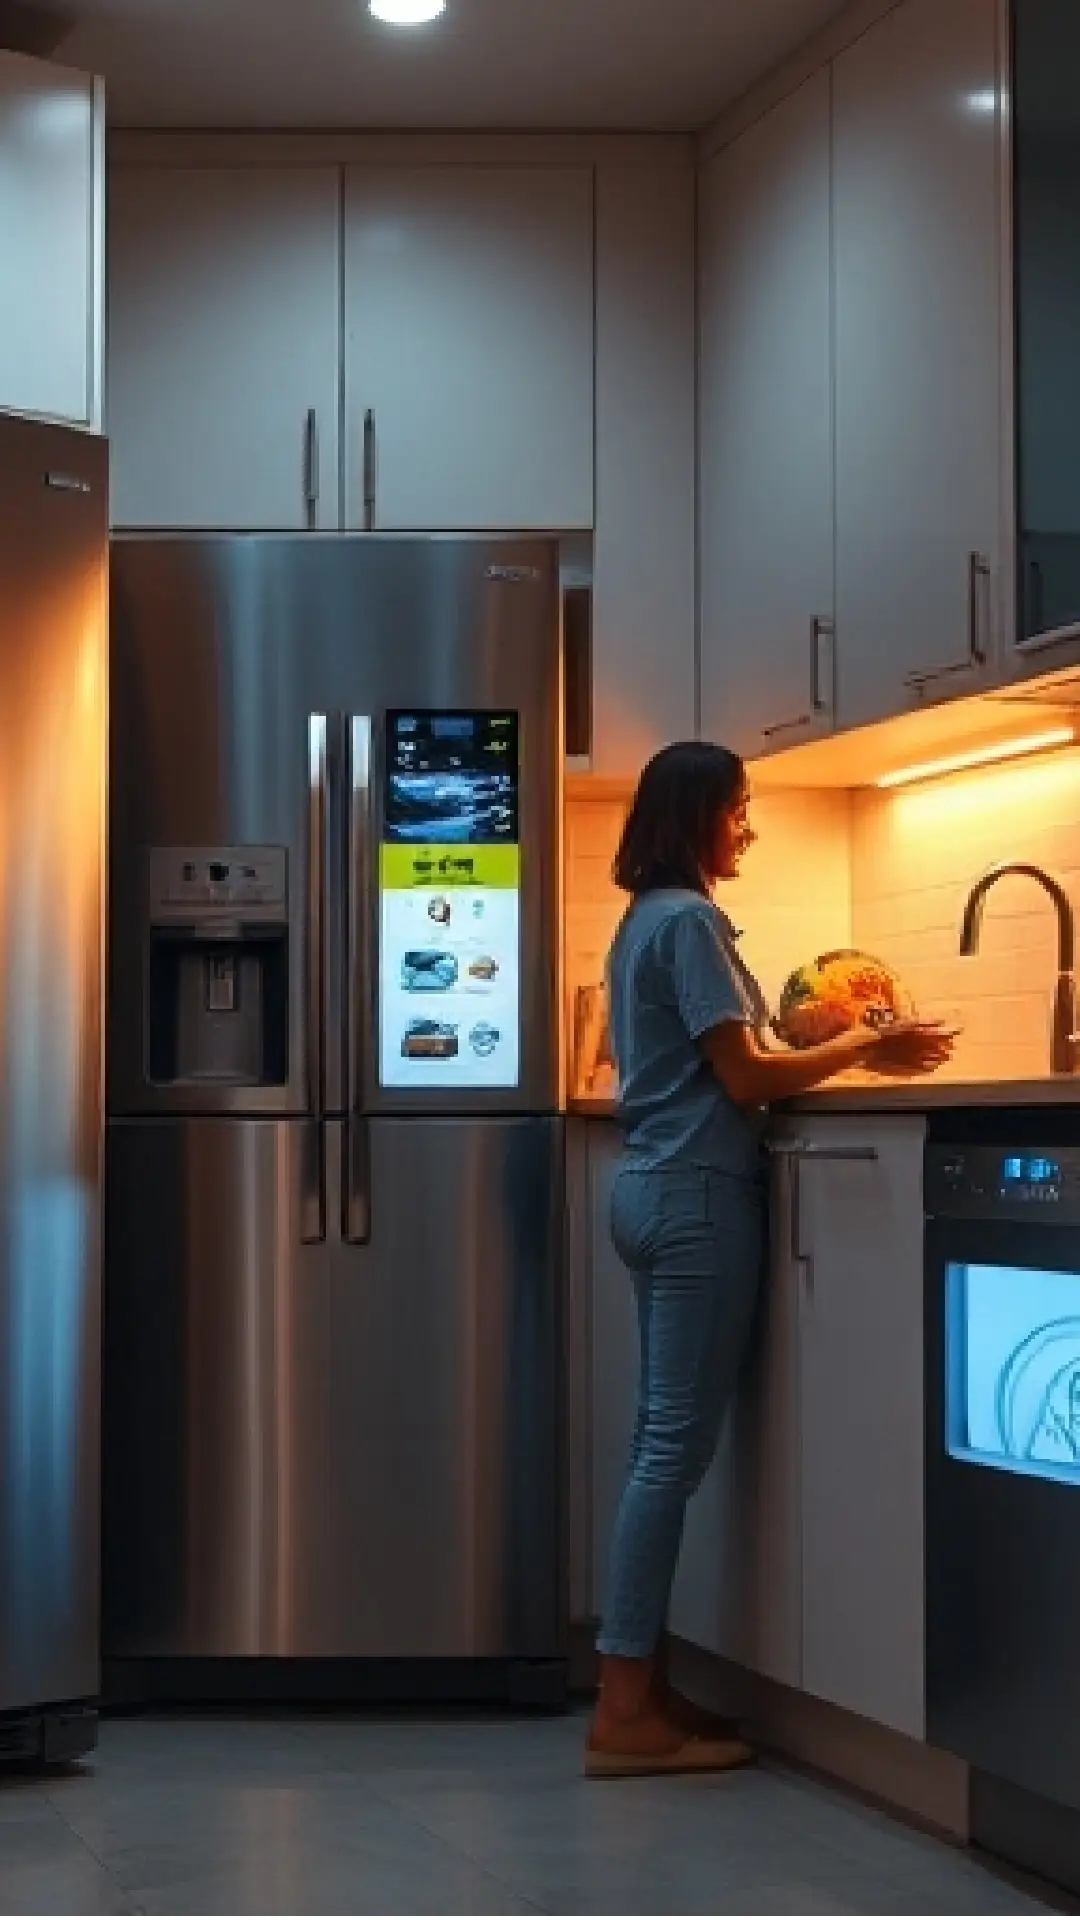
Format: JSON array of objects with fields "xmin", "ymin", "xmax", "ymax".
[{"xmin": 613, "ymin": 740, "xmax": 745, "ymax": 896}]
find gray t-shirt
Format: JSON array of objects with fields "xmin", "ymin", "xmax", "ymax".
[{"xmin": 606, "ymin": 889, "xmax": 769, "ymax": 1177}]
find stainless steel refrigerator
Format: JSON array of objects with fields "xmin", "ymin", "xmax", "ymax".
[
  {"xmin": 0, "ymin": 415, "xmax": 107, "ymax": 1762},
  {"xmin": 104, "ymin": 534, "xmax": 565, "ymax": 1703}
]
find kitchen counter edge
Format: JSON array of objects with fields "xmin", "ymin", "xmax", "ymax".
[{"xmin": 569, "ymin": 1079, "xmax": 1080, "ymax": 1119}]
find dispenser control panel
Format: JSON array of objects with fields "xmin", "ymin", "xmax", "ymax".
[{"xmin": 148, "ymin": 848, "xmax": 288, "ymax": 925}]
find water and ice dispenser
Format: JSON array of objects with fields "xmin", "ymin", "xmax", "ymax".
[{"xmin": 145, "ymin": 848, "xmax": 289, "ymax": 1086}]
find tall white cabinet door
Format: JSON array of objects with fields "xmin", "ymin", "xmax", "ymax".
[
  {"xmin": 0, "ymin": 52, "xmax": 104, "ymax": 430},
  {"xmin": 833, "ymin": 0, "xmax": 1003, "ymax": 725},
  {"xmin": 669, "ymin": 1142, "xmax": 802, "ymax": 1688},
  {"xmin": 699, "ymin": 72, "xmax": 835, "ymax": 762},
  {"xmin": 107, "ymin": 167, "xmax": 342, "ymax": 530},
  {"xmin": 796, "ymin": 1118, "xmax": 926, "ymax": 1740},
  {"xmin": 343, "ymin": 166, "xmax": 594, "ymax": 532},
  {"xmin": 591, "ymin": 160, "xmax": 696, "ymax": 776}
]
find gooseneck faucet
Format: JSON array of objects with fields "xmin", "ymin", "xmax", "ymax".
[{"xmin": 959, "ymin": 863, "xmax": 1078, "ymax": 1075}]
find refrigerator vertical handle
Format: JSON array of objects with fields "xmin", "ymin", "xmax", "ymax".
[
  {"xmin": 300, "ymin": 1120, "xmax": 326, "ymax": 1246},
  {"xmin": 362, "ymin": 410, "xmax": 376, "ymax": 532},
  {"xmin": 344, "ymin": 1117, "xmax": 371, "ymax": 1246},
  {"xmin": 346, "ymin": 715, "xmax": 373, "ymax": 1119},
  {"xmin": 308, "ymin": 716, "xmax": 328, "ymax": 1115},
  {"xmin": 303, "ymin": 408, "xmax": 319, "ymax": 530},
  {"xmin": 303, "ymin": 715, "xmax": 329, "ymax": 1245},
  {"xmin": 345, "ymin": 715, "xmax": 374, "ymax": 1244}
]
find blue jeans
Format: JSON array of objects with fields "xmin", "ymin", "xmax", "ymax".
[{"xmin": 597, "ymin": 1164, "xmax": 765, "ymax": 1660}]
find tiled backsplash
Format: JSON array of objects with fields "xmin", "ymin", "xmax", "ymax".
[
  {"xmin": 851, "ymin": 747, "xmax": 1080, "ymax": 1082},
  {"xmin": 566, "ymin": 744, "xmax": 1080, "ymax": 1084},
  {"xmin": 564, "ymin": 787, "xmax": 851, "ymax": 1013}
]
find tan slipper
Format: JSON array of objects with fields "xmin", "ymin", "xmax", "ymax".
[
  {"xmin": 584, "ymin": 1734, "xmax": 754, "ymax": 1780},
  {"xmin": 661, "ymin": 1685, "xmax": 742, "ymax": 1743}
]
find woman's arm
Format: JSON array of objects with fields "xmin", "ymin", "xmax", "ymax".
[{"xmin": 701, "ymin": 1019, "xmax": 953, "ymax": 1107}]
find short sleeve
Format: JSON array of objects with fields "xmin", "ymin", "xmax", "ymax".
[{"xmin": 667, "ymin": 907, "xmax": 752, "ymax": 1039}]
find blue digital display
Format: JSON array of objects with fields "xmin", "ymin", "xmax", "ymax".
[{"xmin": 1003, "ymin": 1155, "xmax": 1060, "ymax": 1185}]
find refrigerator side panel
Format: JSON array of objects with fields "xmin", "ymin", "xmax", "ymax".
[{"xmin": 0, "ymin": 419, "xmax": 107, "ymax": 1713}]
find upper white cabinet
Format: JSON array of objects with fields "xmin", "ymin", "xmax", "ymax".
[
  {"xmin": 590, "ymin": 159, "xmax": 696, "ymax": 775},
  {"xmin": 343, "ymin": 165, "xmax": 594, "ymax": 532},
  {"xmin": 107, "ymin": 167, "xmax": 342, "ymax": 530},
  {"xmin": 832, "ymin": 0, "xmax": 1003, "ymax": 726},
  {"xmin": 699, "ymin": 72, "xmax": 835, "ymax": 761},
  {"xmin": 0, "ymin": 51, "xmax": 104, "ymax": 430}
]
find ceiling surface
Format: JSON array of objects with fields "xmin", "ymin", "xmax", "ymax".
[{"xmin": 36, "ymin": 0, "xmax": 852, "ymax": 132}]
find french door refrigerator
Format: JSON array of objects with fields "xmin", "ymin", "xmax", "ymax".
[
  {"xmin": 0, "ymin": 415, "xmax": 107, "ymax": 1764},
  {"xmin": 104, "ymin": 534, "xmax": 565, "ymax": 1704}
]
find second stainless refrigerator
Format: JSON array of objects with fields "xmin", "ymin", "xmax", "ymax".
[{"xmin": 104, "ymin": 534, "xmax": 565, "ymax": 1701}]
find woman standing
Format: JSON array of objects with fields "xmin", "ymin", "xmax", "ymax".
[{"xmin": 587, "ymin": 742, "xmax": 953, "ymax": 1779}]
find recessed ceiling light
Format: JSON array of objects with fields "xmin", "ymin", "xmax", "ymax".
[{"xmin": 369, "ymin": 0, "xmax": 446, "ymax": 22}]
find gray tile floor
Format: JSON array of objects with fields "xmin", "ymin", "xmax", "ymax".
[{"xmin": 0, "ymin": 1712, "xmax": 1062, "ymax": 1916}]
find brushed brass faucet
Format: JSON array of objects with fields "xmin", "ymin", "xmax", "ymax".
[{"xmin": 960, "ymin": 863, "xmax": 1078, "ymax": 1075}]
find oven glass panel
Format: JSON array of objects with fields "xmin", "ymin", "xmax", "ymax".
[{"xmin": 946, "ymin": 1261, "xmax": 1080, "ymax": 1484}]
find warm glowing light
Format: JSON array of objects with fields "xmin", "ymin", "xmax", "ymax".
[
  {"xmin": 876, "ymin": 729, "xmax": 1075, "ymax": 790},
  {"xmin": 369, "ymin": 0, "xmax": 445, "ymax": 21}
]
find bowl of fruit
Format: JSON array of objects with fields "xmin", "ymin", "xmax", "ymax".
[{"xmin": 773, "ymin": 949, "xmax": 915, "ymax": 1050}]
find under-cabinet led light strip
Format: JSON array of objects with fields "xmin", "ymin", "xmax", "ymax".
[{"xmin": 875, "ymin": 727, "xmax": 1075, "ymax": 790}]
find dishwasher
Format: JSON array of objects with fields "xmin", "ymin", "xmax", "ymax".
[{"xmin": 925, "ymin": 1110, "xmax": 1080, "ymax": 1896}]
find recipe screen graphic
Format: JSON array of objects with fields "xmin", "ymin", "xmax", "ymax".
[
  {"xmin": 378, "ymin": 712, "xmax": 521, "ymax": 1091},
  {"xmin": 945, "ymin": 1261, "xmax": 1080, "ymax": 1485}
]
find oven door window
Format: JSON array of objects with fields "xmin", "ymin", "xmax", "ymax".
[{"xmin": 946, "ymin": 1261, "xmax": 1080, "ymax": 1484}]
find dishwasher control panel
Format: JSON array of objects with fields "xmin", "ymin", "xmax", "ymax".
[{"xmin": 926, "ymin": 1144, "xmax": 1080, "ymax": 1223}]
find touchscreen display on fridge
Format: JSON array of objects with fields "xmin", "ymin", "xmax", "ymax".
[{"xmin": 378, "ymin": 711, "xmax": 521, "ymax": 1091}]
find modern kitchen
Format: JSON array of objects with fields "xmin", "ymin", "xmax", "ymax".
[{"xmin": 2, "ymin": 0, "xmax": 1080, "ymax": 1912}]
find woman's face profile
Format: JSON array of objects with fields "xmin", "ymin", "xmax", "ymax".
[{"xmin": 709, "ymin": 788, "xmax": 756, "ymax": 883}]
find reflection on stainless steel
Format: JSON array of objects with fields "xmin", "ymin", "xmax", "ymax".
[
  {"xmin": 0, "ymin": 416, "xmax": 106, "ymax": 1754},
  {"xmin": 960, "ymin": 862, "xmax": 1078, "ymax": 1074},
  {"xmin": 105, "ymin": 536, "xmax": 564, "ymax": 1690},
  {"xmin": 105, "ymin": 1117, "xmax": 561, "ymax": 1658}
]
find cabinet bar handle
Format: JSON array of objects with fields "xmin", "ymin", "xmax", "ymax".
[
  {"xmin": 905, "ymin": 551, "xmax": 991, "ymax": 693},
  {"xmin": 811, "ymin": 614, "xmax": 835, "ymax": 714},
  {"xmin": 761, "ymin": 712, "xmax": 812, "ymax": 741},
  {"xmin": 763, "ymin": 614, "xmax": 835, "ymax": 740},
  {"xmin": 769, "ymin": 1142, "xmax": 879, "ymax": 1163},
  {"xmin": 969, "ymin": 549, "xmax": 990, "ymax": 667},
  {"xmin": 303, "ymin": 408, "xmax": 319, "ymax": 529},
  {"xmin": 362, "ymin": 409, "xmax": 376, "ymax": 531}
]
